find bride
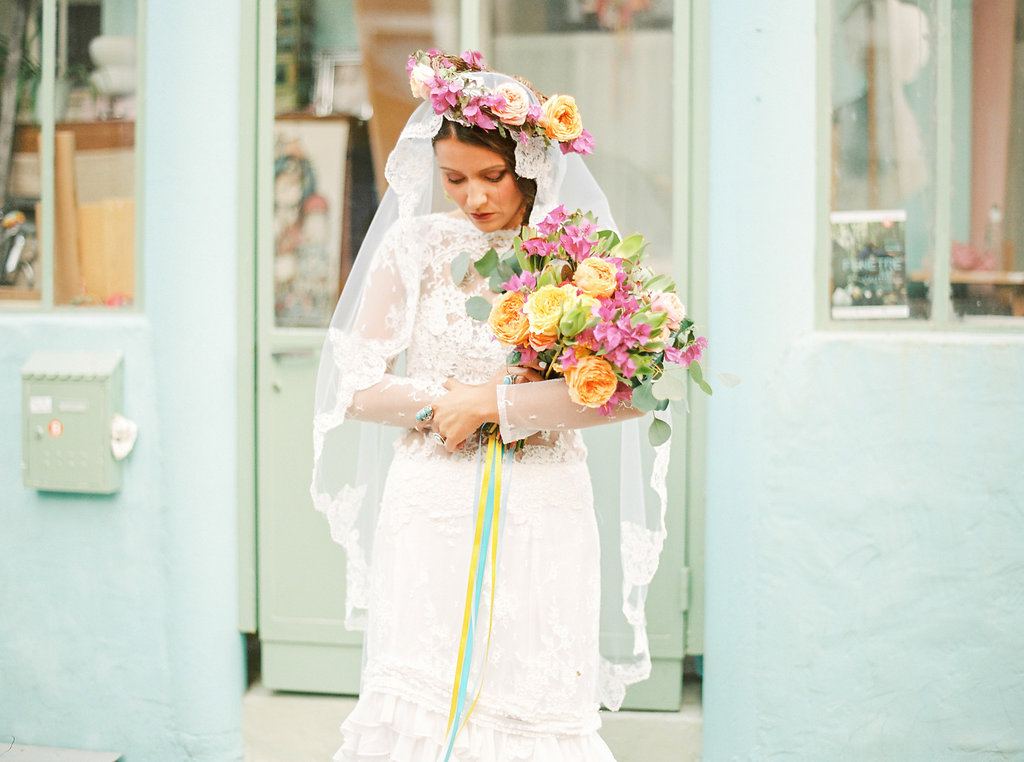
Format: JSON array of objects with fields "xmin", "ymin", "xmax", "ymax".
[{"xmin": 311, "ymin": 50, "xmax": 674, "ymax": 761}]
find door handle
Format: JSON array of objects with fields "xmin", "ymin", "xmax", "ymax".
[{"xmin": 270, "ymin": 349, "xmax": 318, "ymax": 362}]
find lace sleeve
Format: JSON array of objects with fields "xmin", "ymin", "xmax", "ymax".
[
  {"xmin": 322, "ymin": 220, "xmax": 443, "ymax": 430},
  {"xmin": 496, "ymin": 378, "xmax": 645, "ymax": 442}
]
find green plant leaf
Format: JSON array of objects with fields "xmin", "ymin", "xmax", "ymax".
[
  {"xmin": 465, "ymin": 296, "xmax": 492, "ymax": 322},
  {"xmin": 648, "ymin": 417, "xmax": 672, "ymax": 447},
  {"xmin": 488, "ymin": 272, "xmax": 504, "ymax": 292},
  {"xmin": 609, "ymin": 233, "xmax": 646, "ymax": 263},
  {"xmin": 630, "ymin": 381, "xmax": 661, "ymax": 413},
  {"xmin": 644, "ymin": 274, "xmax": 673, "ymax": 293},
  {"xmin": 474, "ymin": 248, "xmax": 499, "ymax": 277},
  {"xmin": 653, "ymin": 369, "xmax": 688, "ymax": 401},
  {"xmin": 450, "ymin": 251, "xmax": 471, "ymax": 284}
]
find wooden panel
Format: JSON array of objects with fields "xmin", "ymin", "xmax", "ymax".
[
  {"xmin": 14, "ymin": 120, "xmax": 134, "ymax": 153},
  {"xmin": 78, "ymin": 198, "xmax": 134, "ymax": 304},
  {"xmin": 352, "ymin": 0, "xmax": 436, "ymax": 198}
]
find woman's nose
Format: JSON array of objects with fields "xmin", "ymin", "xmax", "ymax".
[{"xmin": 466, "ymin": 182, "xmax": 487, "ymax": 209}]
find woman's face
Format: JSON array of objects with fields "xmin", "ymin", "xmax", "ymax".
[{"xmin": 434, "ymin": 137, "xmax": 526, "ymax": 233}]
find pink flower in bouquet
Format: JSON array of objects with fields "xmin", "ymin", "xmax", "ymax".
[
  {"xmin": 537, "ymin": 205, "xmax": 569, "ymax": 236},
  {"xmin": 521, "ymin": 237, "xmax": 558, "ymax": 258},
  {"xmin": 559, "ymin": 224, "xmax": 597, "ymax": 262},
  {"xmin": 665, "ymin": 335, "xmax": 707, "ymax": 368},
  {"xmin": 502, "ymin": 270, "xmax": 538, "ymax": 293},
  {"xmin": 651, "ymin": 291, "xmax": 686, "ymax": 331}
]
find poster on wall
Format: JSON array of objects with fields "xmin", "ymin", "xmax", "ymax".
[
  {"xmin": 830, "ymin": 209, "xmax": 909, "ymax": 319},
  {"xmin": 272, "ymin": 118, "xmax": 350, "ymax": 328}
]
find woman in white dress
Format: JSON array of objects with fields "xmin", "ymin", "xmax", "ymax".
[{"xmin": 311, "ymin": 51, "xmax": 674, "ymax": 762}]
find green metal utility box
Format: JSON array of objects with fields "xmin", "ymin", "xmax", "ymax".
[{"xmin": 21, "ymin": 351, "xmax": 126, "ymax": 494}]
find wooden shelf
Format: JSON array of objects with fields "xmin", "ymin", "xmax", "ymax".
[{"xmin": 14, "ymin": 120, "xmax": 135, "ymax": 152}]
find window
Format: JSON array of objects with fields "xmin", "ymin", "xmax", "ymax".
[
  {"xmin": 826, "ymin": 0, "xmax": 1024, "ymax": 324},
  {"xmin": 0, "ymin": 0, "xmax": 140, "ymax": 309}
]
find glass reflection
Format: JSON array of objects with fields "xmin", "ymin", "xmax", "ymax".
[
  {"xmin": 1, "ymin": 0, "xmax": 137, "ymax": 308},
  {"xmin": 830, "ymin": 0, "xmax": 936, "ymax": 320}
]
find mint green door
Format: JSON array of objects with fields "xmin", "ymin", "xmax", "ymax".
[
  {"xmin": 245, "ymin": 0, "xmax": 708, "ymax": 708},
  {"xmin": 253, "ymin": 0, "xmax": 362, "ymax": 694}
]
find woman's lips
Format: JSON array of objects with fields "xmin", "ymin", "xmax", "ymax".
[{"xmin": 471, "ymin": 212, "xmax": 494, "ymax": 221}]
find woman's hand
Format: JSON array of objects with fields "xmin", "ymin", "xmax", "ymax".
[{"xmin": 429, "ymin": 365, "xmax": 543, "ymax": 452}]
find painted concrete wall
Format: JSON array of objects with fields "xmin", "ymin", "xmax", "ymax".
[
  {"xmin": 703, "ymin": 2, "xmax": 1024, "ymax": 761},
  {"xmin": 0, "ymin": 2, "xmax": 245, "ymax": 760}
]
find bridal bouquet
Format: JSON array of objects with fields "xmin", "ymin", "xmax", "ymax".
[{"xmin": 461, "ymin": 205, "xmax": 710, "ymax": 445}]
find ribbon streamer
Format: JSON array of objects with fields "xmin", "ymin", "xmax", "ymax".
[{"xmin": 437, "ymin": 432, "xmax": 512, "ymax": 762}]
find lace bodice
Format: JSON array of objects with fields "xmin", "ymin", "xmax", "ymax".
[{"xmin": 344, "ymin": 212, "xmax": 589, "ymax": 464}]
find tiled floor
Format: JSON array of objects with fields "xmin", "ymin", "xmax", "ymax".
[{"xmin": 242, "ymin": 680, "xmax": 702, "ymax": 762}]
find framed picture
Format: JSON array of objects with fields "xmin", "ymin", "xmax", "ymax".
[
  {"xmin": 272, "ymin": 117, "xmax": 351, "ymax": 328},
  {"xmin": 313, "ymin": 49, "xmax": 372, "ymax": 120}
]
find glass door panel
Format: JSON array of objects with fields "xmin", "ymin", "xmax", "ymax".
[
  {"xmin": 487, "ymin": 0, "xmax": 689, "ymax": 712},
  {"xmin": 830, "ymin": 0, "xmax": 938, "ymax": 320}
]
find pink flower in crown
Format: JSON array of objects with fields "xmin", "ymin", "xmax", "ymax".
[
  {"xmin": 461, "ymin": 97, "xmax": 497, "ymax": 130},
  {"xmin": 408, "ymin": 62, "xmax": 438, "ymax": 100},
  {"xmin": 560, "ymin": 128, "xmax": 595, "ymax": 156},
  {"xmin": 491, "ymin": 82, "xmax": 531, "ymax": 126},
  {"xmin": 521, "ymin": 238, "xmax": 558, "ymax": 258},
  {"xmin": 430, "ymin": 78, "xmax": 464, "ymax": 113},
  {"xmin": 461, "ymin": 50, "xmax": 485, "ymax": 68},
  {"xmin": 537, "ymin": 205, "xmax": 569, "ymax": 236}
]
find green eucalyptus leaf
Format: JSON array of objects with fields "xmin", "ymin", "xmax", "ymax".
[
  {"xmin": 450, "ymin": 251, "xmax": 471, "ymax": 284},
  {"xmin": 630, "ymin": 381, "xmax": 660, "ymax": 413},
  {"xmin": 489, "ymin": 271, "xmax": 505, "ymax": 292},
  {"xmin": 648, "ymin": 417, "xmax": 672, "ymax": 447},
  {"xmin": 474, "ymin": 248, "xmax": 499, "ymax": 277},
  {"xmin": 652, "ymin": 370, "xmax": 688, "ymax": 401},
  {"xmin": 465, "ymin": 296, "xmax": 493, "ymax": 322},
  {"xmin": 688, "ymin": 360, "xmax": 705, "ymax": 385}
]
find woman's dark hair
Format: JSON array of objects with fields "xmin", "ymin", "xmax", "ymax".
[{"xmin": 432, "ymin": 119, "xmax": 537, "ymax": 224}]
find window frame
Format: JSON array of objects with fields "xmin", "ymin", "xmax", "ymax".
[
  {"xmin": 1, "ymin": 0, "xmax": 145, "ymax": 313},
  {"xmin": 816, "ymin": 0, "xmax": 1024, "ymax": 333}
]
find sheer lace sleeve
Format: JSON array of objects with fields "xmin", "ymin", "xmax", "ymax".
[
  {"xmin": 496, "ymin": 378, "xmax": 644, "ymax": 442},
  {"xmin": 323, "ymin": 219, "xmax": 444, "ymax": 430}
]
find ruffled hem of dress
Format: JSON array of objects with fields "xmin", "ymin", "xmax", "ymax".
[{"xmin": 334, "ymin": 690, "xmax": 617, "ymax": 762}]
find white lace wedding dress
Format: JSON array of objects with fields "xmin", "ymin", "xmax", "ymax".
[{"xmin": 332, "ymin": 213, "xmax": 620, "ymax": 761}]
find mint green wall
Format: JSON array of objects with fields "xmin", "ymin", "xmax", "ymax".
[
  {"xmin": 0, "ymin": 2, "xmax": 246, "ymax": 760},
  {"xmin": 703, "ymin": 2, "xmax": 1024, "ymax": 760}
]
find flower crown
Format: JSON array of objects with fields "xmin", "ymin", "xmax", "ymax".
[{"xmin": 406, "ymin": 49, "xmax": 594, "ymax": 156}]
